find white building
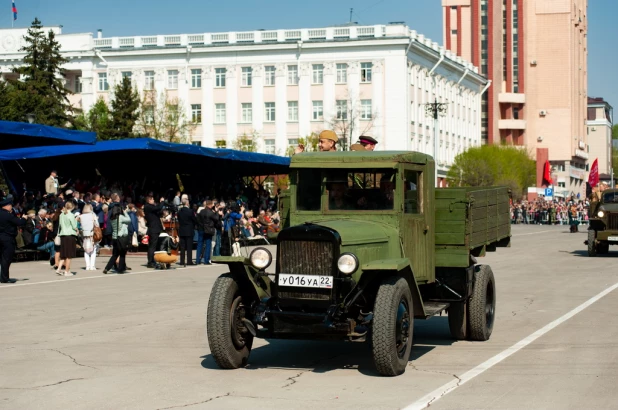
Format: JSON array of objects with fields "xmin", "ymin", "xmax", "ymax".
[
  {"xmin": 586, "ymin": 97, "xmax": 614, "ymax": 183},
  {"xmin": 0, "ymin": 23, "xmax": 487, "ymax": 182}
]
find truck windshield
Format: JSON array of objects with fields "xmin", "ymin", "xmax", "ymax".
[
  {"xmin": 325, "ymin": 169, "xmax": 396, "ymax": 211},
  {"xmin": 603, "ymin": 192, "xmax": 618, "ymax": 203}
]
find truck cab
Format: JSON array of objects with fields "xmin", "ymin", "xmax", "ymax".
[
  {"xmin": 587, "ymin": 189, "xmax": 618, "ymax": 256},
  {"xmin": 207, "ymin": 151, "xmax": 510, "ymax": 376}
]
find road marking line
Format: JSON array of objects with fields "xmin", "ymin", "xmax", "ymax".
[
  {"xmin": 512, "ymin": 230, "xmax": 554, "ymax": 236},
  {"xmin": 404, "ymin": 281, "xmax": 618, "ymax": 410},
  {"xmin": 0, "ymin": 265, "xmax": 205, "ymax": 289}
]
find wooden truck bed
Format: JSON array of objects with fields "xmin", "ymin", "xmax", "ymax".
[{"xmin": 434, "ymin": 187, "xmax": 511, "ymax": 268}]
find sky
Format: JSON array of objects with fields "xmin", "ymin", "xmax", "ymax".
[{"xmin": 6, "ymin": 0, "xmax": 618, "ymax": 113}]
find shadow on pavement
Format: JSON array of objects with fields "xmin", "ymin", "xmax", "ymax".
[
  {"xmin": 564, "ymin": 249, "xmax": 618, "ymax": 258},
  {"xmin": 200, "ymin": 316, "xmax": 456, "ymax": 377}
]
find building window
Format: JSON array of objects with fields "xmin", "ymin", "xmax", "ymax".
[
  {"xmin": 191, "ymin": 69, "xmax": 202, "ymax": 88},
  {"xmin": 167, "ymin": 70, "xmax": 179, "ymax": 89},
  {"xmin": 144, "ymin": 70, "xmax": 155, "ymax": 90},
  {"xmin": 360, "ymin": 62, "xmax": 372, "ymax": 83},
  {"xmin": 75, "ymin": 76, "xmax": 82, "ymax": 93},
  {"xmin": 312, "ymin": 64, "xmax": 324, "ymax": 84},
  {"xmin": 264, "ymin": 66, "xmax": 276, "ymax": 86},
  {"xmin": 191, "ymin": 104, "xmax": 202, "ymax": 123},
  {"xmin": 288, "ymin": 138, "xmax": 299, "ymax": 154},
  {"xmin": 361, "ymin": 99, "xmax": 372, "ymax": 120},
  {"xmin": 191, "ymin": 141, "xmax": 201, "ymax": 147},
  {"xmin": 241, "ymin": 103, "xmax": 252, "ymax": 123},
  {"xmin": 241, "ymin": 67, "xmax": 252, "ymax": 86},
  {"xmin": 121, "ymin": 71, "xmax": 132, "ymax": 80},
  {"xmin": 97, "ymin": 73, "xmax": 109, "ymax": 91},
  {"xmin": 288, "ymin": 101, "xmax": 298, "ymax": 122},
  {"xmin": 451, "ymin": 29, "xmax": 458, "ymax": 35},
  {"xmin": 336, "ymin": 100, "xmax": 348, "ymax": 120},
  {"xmin": 558, "ymin": 182, "xmax": 566, "ymax": 188},
  {"xmin": 336, "ymin": 63, "xmax": 348, "ymax": 83},
  {"xmin": 215, "ymin": 140, "xmax": 227, "ymax": 148},
  {"xmin": 287, "ymin": 65, "xmax": 298, "ymax": 85},
  {"xmin": 265, "ymin": 139, "xmax": 276, "ymax": 155},
  {"xmin": 312, "ymin": 101, "xmax": 323, "ymax": 121},
  {"xmin": 265, "ymin": 102, "xmax": 276, "ymax": 122},
  {"xmin": 144, "ymin": 106, "xmax": 154, "ymax": 125},
  {"xmin": 215, "ymin": 103, "xmax": 226, "ymax": 124},
  {"xmin": 214, "ymin": 68, "xmax": 226, "ymax": 88}
]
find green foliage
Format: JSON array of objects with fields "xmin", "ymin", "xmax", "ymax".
[
  {"xmin": 613, "ymin": 148, "xmax": 618, "ymax": 180},
  {"xmin": 3, "ymin": 18, "xmax": 73, "ymax": 126},
  {"xmin": 612, "ymin": 124, "xmax": 618, "ymax": 139},
  {"xmin": 446, "ymin": 145, "xmax": 536, "ymax": 200},
  {"xmin": 73, "ymin": 97, "xmax": 112, "ymax": 140},
  {"xmin": 134, "ymin": 90, "xmax": 195, "ymax": 143},
  {"xmin": 286, "ymin": 133, "xmax": 320, "ymax": 156},
  {"xmin": 110, "ymin": 77, "xmax": 140, "ymax": 139},
  {"xmin": 233, "ymin": 131, "xmax": 260, "ymax": 152}
]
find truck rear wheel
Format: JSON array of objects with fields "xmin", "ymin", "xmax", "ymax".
[
  {"xmin": 467, "ymin": 265, "xmax": 496, "ymax": 341},
  {"xmin": 207, "ymin": 274, "xmax": 254, "ymax": 369},
  {"xmin": 588, "ymin": 230, "xmax": 597, "ymax": 257},
  {"xmin": 371, "ymin": 276, "xmax": 413, "ymax": 376},
  {"xmin": 448, "ymin": 302, "xmax": 468, "ymax": 340}
]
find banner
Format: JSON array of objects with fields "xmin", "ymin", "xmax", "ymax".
[
  {"xmin": 543, "ymin": 160, "xmax": 553, "ymax": 185},
  {"xmin": 588, "ymin": 158, "xmax": 599, "ymax": 188}
]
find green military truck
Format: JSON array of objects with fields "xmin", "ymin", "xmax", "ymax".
[
  {"xmin": 586, "ymin": 189, "xmax": 618, "ymax": 256},
  {"xmin": 207, "ymin": 151, "xmax": 511, "ymax": 376}
]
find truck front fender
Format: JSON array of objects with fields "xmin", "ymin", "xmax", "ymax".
[
  {"xmin": 212, "ymin": 257, "xmax": 272, "ymax": 303},
  {"xmin": 360, "ymin": 258, "xmax": 426, "ymax": 318}
]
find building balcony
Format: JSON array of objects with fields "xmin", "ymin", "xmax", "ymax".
[
  {"xmin": 498, "ymin": 119, "xmax": 527, "ymax": 130},
  {"xmin": 498, "ymin": 93, "xmax": 526, "ymax": 104}
]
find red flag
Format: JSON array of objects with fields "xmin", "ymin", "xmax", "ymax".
[
  {"xmin": 543, "ymin": 160, "xmax": 553, "ymax": 185},
  {"xmin": 588, "ymin": 158, "xmax": 599, "ymax": 188}
]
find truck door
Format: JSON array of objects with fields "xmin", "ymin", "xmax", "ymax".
[{"xmin": 400, "ymin": 166, "xmax": 434, "ymax": 283}]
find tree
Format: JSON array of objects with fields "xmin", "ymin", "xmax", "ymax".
[
  {"xmin": 326, "ymin": 90, "xmax": 378, "ymax": 151},
  {"xmin": 110, "ymin": 76, "xmax": 140, "ymax": 139},
  {"xmin": 232, "ymin": 131, "xmax": 261, "ymax": 152},
  {"xmin": 286, "ymin": 133, "xmax": 319, "ymax": 156},
  {"xmin": 134, "ymin": 90, "xmax": 195, "ymax": 143},
  {"xmin": 446, "ymin": 145, "xmax": 536, "ymax": 200},
  {"xmin": 7, "ymin": 18, "xmax": 73, "ymax": 126},
  {"xmin": 74, "ymin": 97, "xmax": 113, "ymax": 140},
  {"xmin": 612, "ymin": 124, "xmax": 618, "ymax": 139}
]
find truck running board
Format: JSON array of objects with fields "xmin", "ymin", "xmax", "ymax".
[{"xmin": 423, "ymin": 302, "xmax": 450, "ymax": 318}]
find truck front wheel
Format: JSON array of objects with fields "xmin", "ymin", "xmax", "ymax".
[
  {"xmin": 371, "ymin": 276, "xmax": 414, "ymax": 376},
  {"xmin": 207, "ymin": 274, "xmax": 254, "ymax": 369},
  {"xmin": 588, "ymin": 230, "xmax": 597, "ymax": 257},
  {"xmin": 467, "ymin": 265, "xmax": 496, "ymax": 341}
]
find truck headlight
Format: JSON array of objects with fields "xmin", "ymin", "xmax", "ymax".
[
  {"xmin": 598, "ymin": 211, "xmax": 605, "ymax": 218},
  {"xmin": 250, "ymin": 247, "xmax": 272, "ymax": 270},
  {"xmin": 337, "ymin": 253, "xmax": 359, "ymax": 275}
]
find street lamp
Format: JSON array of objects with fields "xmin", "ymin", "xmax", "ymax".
[
  {"xmin": 424, "ymin": 98, "xmax": 448, "ymax": 187},
  {"xmin": 25, "ymin": 113, "xmax": 35, "ymax": 124}
]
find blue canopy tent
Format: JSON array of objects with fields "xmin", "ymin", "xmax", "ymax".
[
  {"xmin": 0, "ymin": 120, "xmax": 97, "ymax": 149},
  {"xmin": 0, "ymin": 138, "xmax": 290, "ymax": 196}
]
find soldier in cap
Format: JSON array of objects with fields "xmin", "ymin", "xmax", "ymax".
[
  {"xmin": 0, "ymin": 198, "xmax": 27, "ymax": 283},
  {"xmin": 350, "ymin": 143, "xmax": 366, "ymax": 151},
  {"xmin": 294, "ymin": 130, "xmax": 340, "ymax": 153},
  {"xmin": 359, "ymin": 135, "xmax": 378, "ymax": 151}
]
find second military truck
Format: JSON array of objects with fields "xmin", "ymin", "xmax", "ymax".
[{"xmin": 207, "ymin": 151, "xmax": 511, "ymax": 376}]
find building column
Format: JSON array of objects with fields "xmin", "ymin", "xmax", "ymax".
[
  {"xmin": 178, "ymin": 67, "xmax": 191, "ymax": 143},
  {"xmin": 372, "ymin": 59, "xmax": 384, "ymax": 148},
  {"xmin": 275, "ymin": 64, "xmax": 287, "ymax": 155},
  {"xmin": 251, "ymin": 65, "xmax": 264, "ymax": 151},
  {"xmin": 80, "ymin": 68, "xmax": 95, "ymax": 114},
  {"xmin": 323, "ymin": 62, "xmax": 336, "ymax": 130},
  {"xmin": 225, "ymin": 65, "xmax": 238, "ymax": 147},
  {"xmin": 298, "ymin": 63, "xmax": 311, "ymax": 137},
  {"xmin": 202, "ymin": 66, "xmax": 214, "ymax": 147},
  {"xmin": 347, "ymin": 61, "xmax": 361, "ymax": 148}
]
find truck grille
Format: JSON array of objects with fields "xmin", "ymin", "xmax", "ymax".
[
  {"xmin": 278, "ymin": 240, "xmax": 335, "ymax": 300},
  {"xmin": 609, "ymin": 213, "xmax": 618, "ymax": 230}
]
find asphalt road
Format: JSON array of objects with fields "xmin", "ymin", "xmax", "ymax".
[{"xmin": 1, "ymin": 224, "xmax": 617, "ymax": 410}]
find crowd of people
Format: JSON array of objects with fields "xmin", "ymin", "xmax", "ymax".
[
  {"xmin": 510, "ymin": 196, "xmax": 590, "ymax": 232},
  {"xmin": 0, "ymin": 169, "xmax": 283, "ymax": 283}
]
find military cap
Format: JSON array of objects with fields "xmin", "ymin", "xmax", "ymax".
[
  {"xmin": 350, "ymin": 143, "xmax": 366, "ymax": 151},
  {"xmin": 319, "ymin": 130, "xmax": 339, "ymax": 143},
  {"xmin": 359, "ymin": 135, "xmax": 378, "ymax": 145}
]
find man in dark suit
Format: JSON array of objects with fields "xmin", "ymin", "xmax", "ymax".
[
  {"xmin": 177, "ymin": 198, "xmax": 197, "ymax": 267},
  {"xmin": 0, "ymin": 198, "xmax": 27, "ymax": 283},
  {"xmin": 144, "ymin": 195, "xmax": 165, "ymax": 268},
  {"xmin": 197, "ymin": 200, "xmax": 220, "ymax": 265}
]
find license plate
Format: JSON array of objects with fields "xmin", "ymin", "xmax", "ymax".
[
  {"xmin": 278, "ymin": 274, "xmax": 333, "ymax": 289},
  {"xmin": 608, "ymin": 236, "xmax": 618, "ymax": 241}
]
